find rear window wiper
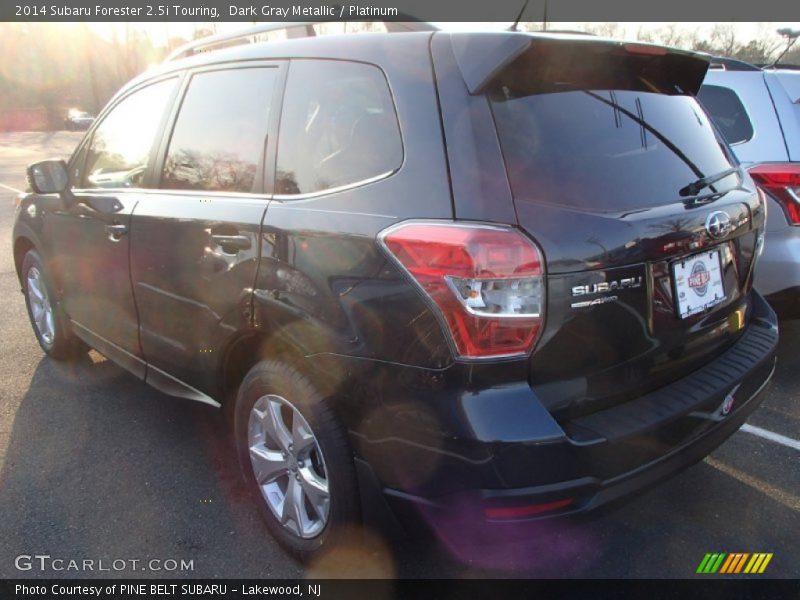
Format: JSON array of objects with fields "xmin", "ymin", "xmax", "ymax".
[{"xmin": 679, "ymin": 166, "xmax": 741, "ymax": 198}]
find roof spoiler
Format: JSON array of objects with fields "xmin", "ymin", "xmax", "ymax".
[{"xmin": 448, "ymin": 32, "xmax": 712, "ymax": 96}]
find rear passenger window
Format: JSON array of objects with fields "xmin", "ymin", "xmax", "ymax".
[
  {"xmin": 698, "ymin": 85, "xmax": 754, "ymax": 145},
  {"xmin": 161, "ymin": 67, "xmax": 276, "ymax": 193},
  {"xmin": 82, "ymin": 78, "xmax": 177, "ymax": 189},
  {"xmin": 275, "ymin": 60, "xmax": 402, "ymax": 196}
]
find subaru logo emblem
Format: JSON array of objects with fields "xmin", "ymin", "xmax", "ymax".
[
  {"xmin": 721, "ymin": 393, "xmax": 735, "ymax": 416},
  {"xmin": 705, "ymin": 211, "xmax": 731, "ymax": 239}
]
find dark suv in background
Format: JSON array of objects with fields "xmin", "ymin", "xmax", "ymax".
[{"xmin": 13, "ymin": 24, "xmax": 778, "ymax": 560}]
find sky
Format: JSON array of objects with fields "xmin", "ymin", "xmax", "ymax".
[
  {"xmin": 85, "ymin": 21, "xmax": 800, "ymax": 47},
  {"xmin": 439, "ymin": 22, "xmax": 800, "ymax": 35}
]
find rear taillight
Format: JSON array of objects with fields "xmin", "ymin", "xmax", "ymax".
[
  {"xmin": 379, "ymin": 221, "xmax": 545, "ymax": 359},
  {"xmin": 748, "ymin": 163, "xmax": 800, "ymax": 225}
]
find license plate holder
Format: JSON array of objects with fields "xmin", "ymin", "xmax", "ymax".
[{"xmin": 672, "ymin": 249, "xmax": 726, "ymax": 319}]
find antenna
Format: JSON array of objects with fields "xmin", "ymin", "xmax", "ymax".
[
  {"xmin": 769, "ymin": 28, "xmax": 800, "ymax": 69},
  {"xmin": 543, "ymin": 0, "xmax": 548, "ymax": 32},
  {"xmin": 509, "ymin": 0, "xmax": 531, "ymax": 32}
]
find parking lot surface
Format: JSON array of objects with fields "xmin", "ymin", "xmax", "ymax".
[{"xmin": 0, "ymin": 132, "xmax": 798, "ymax": 579}]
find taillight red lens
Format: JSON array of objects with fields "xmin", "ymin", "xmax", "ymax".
[
  {"xmin": 748, "ymin": 163, "xmax": 800, "ymax": 225},
  {"xmin": 380, "ymin": 222, "xmax": 545, "ymax": 359},
  {"xmin": 622, "ymin": 43, "xmax": 668, "ymax": 56},
  {"xmin": 483, "ymin": 498, "xmax": 574, "ymax": 520}
]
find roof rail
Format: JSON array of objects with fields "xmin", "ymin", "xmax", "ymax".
[
  {"xmin": 759, "ymin": 63, "xmax": 800, "ymax": 71},
  {"xmin": 164, "ymin": 20, "xmax": 438, "ymax": 62}
]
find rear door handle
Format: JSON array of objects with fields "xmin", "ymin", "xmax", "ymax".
[
  {"xmin": 211, "ymin": 234, "xmax": 251, "ymax": 253},
  {"xmin": 106, "ymin": 223, "xmax": 128, "ymax": 240}
]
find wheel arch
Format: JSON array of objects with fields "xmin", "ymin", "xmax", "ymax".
[
  {"xmin": 13, "ymin": 236, "xmax": 36, "ymax": 284},
  {"xmin": 219, "ymin": 307, "xmax": 360, "ymax": 408},
  {"xmin": 219, "ymin": 329, "xmax": 317, "ymax": 407}
]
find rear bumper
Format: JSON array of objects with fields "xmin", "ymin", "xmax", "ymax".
[{"xmin": 361, "ymin": 291, "xmax": 778, "ymax": 534}]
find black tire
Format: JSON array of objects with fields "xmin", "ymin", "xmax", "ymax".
[
  {"xmin": 233, "ymin": 360, "xmax": 360, "ymax": 562},
  {"xmin": 21, "ymin": 249, "xmax": 85, "ymax": 360}
]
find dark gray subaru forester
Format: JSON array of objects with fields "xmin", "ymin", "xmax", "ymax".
[{"xmin": 13, "ymin": 23, "xmax": 778, "ymax": 560}]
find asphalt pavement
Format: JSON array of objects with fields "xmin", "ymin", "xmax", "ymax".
[{"xmin": 0, "ymin": 132, "xmax": 798, "ymax": 579}]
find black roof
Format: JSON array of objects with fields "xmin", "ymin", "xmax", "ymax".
[{"xmin": 115, "ymin": 29, "xmax": 712, "ymax": 105}]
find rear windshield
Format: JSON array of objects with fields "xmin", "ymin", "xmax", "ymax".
[{"xmin": 489, "ymin": 89, "xmax": 738, "ymax": 211}]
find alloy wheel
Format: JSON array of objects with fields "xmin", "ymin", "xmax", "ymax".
[
  {"xmin": 247, "ymin": 394, "xmax": 330, "ymax": 539},
  {"xmin": 27, "ymin": 266, "xmax": 55, "ymax": 346}
]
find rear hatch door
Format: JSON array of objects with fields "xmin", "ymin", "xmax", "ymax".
[{"xmin": 477, "ymin": 36, "xmax": 764, "ymax": 418}]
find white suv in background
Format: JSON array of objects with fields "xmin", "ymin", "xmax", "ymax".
[{"xmin": 700, "ymin": 58, "xmax": 800, "ymax": 317}]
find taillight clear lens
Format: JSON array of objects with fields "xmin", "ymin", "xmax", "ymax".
[
  {"xmin": 380, "ymin": 222, "xmax": 545, "ymax": 359},
  {"xmin": 748, "ymin": 163, "xmax": 800, "ymax": 225}
]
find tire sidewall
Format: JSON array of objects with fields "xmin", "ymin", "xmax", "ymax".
[
  {"xmin": 233, "ymin": 360, "xmax": 359, "ymax": 560},
  {"xmin": 22, "ymin": 249, "xmax": 59, "ymax": 354}
]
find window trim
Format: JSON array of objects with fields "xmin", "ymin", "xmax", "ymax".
[
  {"xmin": 152, "ymin": 60, "xmax": 286, "ymax": 196},
  {"xmin": 272, "ymin": 58, "xmax": 405, "ymax": 200},
  {"xmin": 272, "ymin": 169, "xmax": 397, "ymax": 201},
  {"xmin": 69, "ymin": 73, "xmax": 184, "ymax": 194},
  {"xmin": 115, "ymin": 187, "xmax": 270, "ymax": 203}
]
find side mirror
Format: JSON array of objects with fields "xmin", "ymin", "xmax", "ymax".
[{"xmin": 27, "ymin": 160, "xmax": 69, "ymax": 194}]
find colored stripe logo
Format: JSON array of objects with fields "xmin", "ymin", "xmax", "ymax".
[{"xmin": 697, "ymin": 553, "xmax": 773, "ymax": 574}]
